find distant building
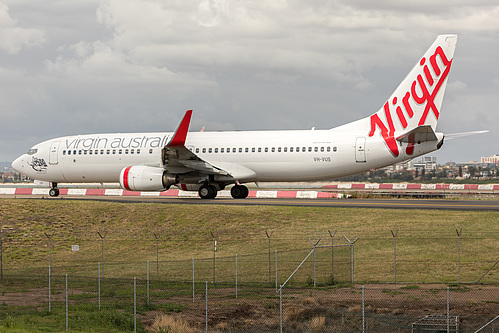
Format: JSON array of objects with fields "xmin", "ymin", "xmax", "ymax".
[
  {"xmin": 481, "ymin": 154, "xmax": 499, "ymax": 165},
  {"xmin": 414, "ymin": 156, "xmax": 437, "ymax": 170}
]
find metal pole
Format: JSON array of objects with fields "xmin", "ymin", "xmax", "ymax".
[
  {"xmin": 456, "ymin": 228, "xmax": 462, "ymax": 285},
  {"xmin": 447, "ymin": 287, "xmax": 450, "ymax": 333},
  {"xmin": 235, "ymin": 254, "xmax": 238, "ymax": 299},
  {"xmin": 98, "ymin": 232, "xmax": 106, "ymax": 279},
  {"xmin": 1, "ymin": 232, "xmax": 3, "ymax": 280},
  {"xmin": 147, "ymin": 260, "xmax": 150, "ymax": 305},
  {"xmin": 275, "ymin": 250, "xmax": 278, "ymax": 293},
  {"xmin": 362, "ymin": 285, "xmax": 365, "ymax": 333},
  {"xmin": 48, "ymin": 265, "xmax": 51, "ymax": 312},
  {"xmin": 344, "ymin": 236, "xmax": 359, "ymax": 283},
  {"xmin": 210, "ymin": 231, "xmax": 216, "ymax": 283},
  {"xmin": 391, "ymin": 230, "xmax": 398, "ymax": 284},
  {"xmin": 192, "ymin": 258, "xmax": 195, "ymax": 303},
  {"xmin": 328, "ymin": 230, "xmax": 336, "ymax": 283},
  {"xmin": 134, "ymin": 277, "xmax": 137, "ymax": 333},
  {"xmin": 205, "ymin": 281, "xmax": 208, "ymax": 333},
  {"xmin": 280, "ymin": 286, "xmax": 283, "ymax": 333},
  {"xmin": 65, "ymin": 274, "xmax": 68, "ymax": 331},
  {"xmin": 308, "ymin": 238, "xmax": 321, "ymax": 288},
  {"xmin": 265, "ymin": 231, "xmax": 273, "ymax": 283},
  {"xmin": 98, "ymin": 262, "xmax": 101, "ymax": 310},
  {"xmin": 153, "ymin": 232, "xmax": 159, "ymax": 280}
]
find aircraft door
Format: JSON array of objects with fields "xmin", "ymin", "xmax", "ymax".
[
  {"xmin": 49, "ymin": 141, "xmax": 60, "ymax": 165},
  {"xmin": 355, "ymin": 137, "xmax": 366, "ymax": 163}
]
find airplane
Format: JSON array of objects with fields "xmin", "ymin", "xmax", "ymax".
[{"xmin": 13, "ymin": 34, "xmax": 460, "ymax": 199}]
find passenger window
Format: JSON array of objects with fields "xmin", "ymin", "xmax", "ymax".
[
  {"xmin": 252, "ymin": 148, "xmax": 255, "ymax": 153},
  {"xmin": 214, "ymin": 148, "xmax": 218, "ymax": 153},
  {"xmin": 308, "ymin": 147, "xmax": 312, "ymax": 152},
  {"xmin": 321, "ymin": 147, "xmax": 324, "ymax": 152},
  {"xmin": 195, "ymin": 148, "xmax": 200, "ymax": 153},
  {"xmin": 265, "ymin": 147, "xmax": 268, "ymax": 153},
  {"xmin": 314, "ymin": 147, "xmax": 318, "ymax": 152},
  {"xmin": 100, "ymin": 150, "xmax": 104, "ymax": 154},
  {"xmin": 149, "ymin": 149, "xmax": 153, "ymax": 154},
  {"xmin": 296, "ymin": 147, "xmax": 300, "ymax": 152},
  {"xmin": 78, "ymin": 150, "xmax": 82, "ymax": 155},
  {"xmin": 94, "ymin": 150, "xmax": 98, "ymax": 154},
  {"xmin": 290, "ymin": 147, "xmax": 293, "ymax": 152},
  {"xmin": 239, "ymin": 148, "xmax": 242, "ymax": 153},
  {"xmin": 89, "ymin": 150, "xmax": 93, "ymax": 155},
  {"xmin": 125, "ymin": 149, "xmax": 128, "ymax": 154},
  {"xmin": 74, "ymin": 150, "xmax": 77, "ymax": 155},
  {"xmin": 137, "ymin": 149, "xmax": 141, "ymax": 154},
  {"xmin": 258, "ymin": 147, "xmax": 262, "ymax": 152},
  {"xmin": 63, "ymin": 150, "xmax": 66, "ymax": 155},
  {"xmin": 208, "ymin": 148, "xmax": 212, "ymax": 153},
  {"xmin": 278, "ymin": 147, "xmax": 281, "ymax": 152},
  {"xmin": 202, "ymin": 148, "xmax": 206, "ymax": 153},
  {"xmin": 227, "ymin": 147, "xmax": 230, "ymax": 152},
  {"xmin": 68, "ymin": 150, "xmax": 71, "ymax": 155},
  {"xmin": 245, "ymin": 148, "xmax": 249, "ymax": 153},
  {"xmin": 272, "ymin": 147, "xmax": 275, "ymax": 152},
  {"xmin": 333, "ymin": 147, "xmax": 337, "ymax": 152},
  {"xmin": 327, "ymin": 147, "xmax": 331, "ymax": 152},
  {"xmin": 112, "ymin": 150, "xmax": 116, "ymax": 154},
  {"xmin": 131, "ymin": 149, "xmax": 134, "ymax": 154},
  {"xmin": 221, "ymin": 148, "xmax": 224, "ymax": 153},
  {"xmin": 302, "ymin": 147, "xmax": 306, "ymax": 152},
  {"xmin": 107, "ymin": 150, "xmax": 111, "ymax": 154},
  {"xmin": 284, "ymin": 147, "xmax": 287, "ymax": 152}
]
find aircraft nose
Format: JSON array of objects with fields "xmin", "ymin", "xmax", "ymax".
[{"xmin": 12, "ymin": 155, "xmax": 25, "ymax": 173}]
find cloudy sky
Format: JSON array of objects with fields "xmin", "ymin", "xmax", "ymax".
[{"xmin": 1, "ymin": 0, "xmax": 498, "ymax": 163}]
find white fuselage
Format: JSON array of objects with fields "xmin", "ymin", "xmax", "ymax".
[{"xmin": 11, "ymin": 124, "xmax": 442, "ymax": 185}]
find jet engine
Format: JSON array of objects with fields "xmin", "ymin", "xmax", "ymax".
[{"xmin": 120, "ymin": 166, "xmax": 178, "ymax": 191}]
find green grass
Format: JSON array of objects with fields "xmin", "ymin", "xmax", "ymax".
[{"xmin": 1, "ymin": 198, "xmax": 498, "ymax": 284}]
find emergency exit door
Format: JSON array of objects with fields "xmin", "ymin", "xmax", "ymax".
[
  {"xmin": 355, "ymin": 137, "xmax": 366, "ymax": 163},
  {"xmin": 49, "ymin": 141, "xmax": 60, "ymax": 165}
]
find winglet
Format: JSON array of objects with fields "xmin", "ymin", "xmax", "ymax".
[{"xmin": 168, "ymin": 110, "xmax": 192, "ymax": 147}]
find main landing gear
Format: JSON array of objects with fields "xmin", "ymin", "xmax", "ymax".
[
  {"xmin": 230, "ymin": 185, "xmax": 249, "ymax": 199},
  {"xmin": 198, "ymin": 184, "xmax": 218, "ymax": 199},
  {"xmin": 197, "ymin": 184, "xmax": 249, "ymax": 199},
  {"xmin": 49, "ymin": 183, "xmax": 60, "ymax": 197}
]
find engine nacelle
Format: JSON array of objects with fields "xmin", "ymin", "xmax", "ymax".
[{"xmin": 120, "ymin": 166, "xmax": 178, "ymax": 191}]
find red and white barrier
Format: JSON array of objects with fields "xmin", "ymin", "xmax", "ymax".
[
  {"xmin": 0, "ymin": 187, "xmax": 343, "ymax": 199},
  {"xmin": 323, "ymin": 183, "xmax": 499, "ymax": 190}
]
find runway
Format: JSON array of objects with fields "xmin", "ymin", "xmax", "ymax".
[{"xmin": 33, "ymin": 195, "xmax": 499, "ymax": 211}]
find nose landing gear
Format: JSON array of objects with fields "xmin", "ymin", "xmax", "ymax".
[{"xmin": 49, "ymin": 183, "xmax": 60, "ymax": 197}]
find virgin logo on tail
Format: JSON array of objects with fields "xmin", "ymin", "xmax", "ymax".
[{"xmin": 368, "ymin": 45, "xmax": 453, "ymax": 157}]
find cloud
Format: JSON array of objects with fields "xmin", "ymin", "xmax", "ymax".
[{"xmin": 0, "ymin": 2, "xmax": 44, "ymax": 54}]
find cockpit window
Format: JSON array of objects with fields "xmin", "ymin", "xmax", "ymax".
[{"xmin": 27, "ymin": 149, "xmax": 38, "ymax": 155}]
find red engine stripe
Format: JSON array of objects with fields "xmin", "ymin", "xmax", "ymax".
[{"xmin": 122, "ymin": 166, "xmax": 132, "ymax": 191}]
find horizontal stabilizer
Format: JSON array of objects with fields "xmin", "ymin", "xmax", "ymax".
[
  {"xmin": 444, "ymin": 130, "xmax": 489, "ymax": 140},
  {"xmin": 396, "ymin": 125, "xmax": 438, "ymax": 143}
]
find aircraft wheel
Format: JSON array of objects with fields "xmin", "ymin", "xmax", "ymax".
[
  {"xmin": 199, "ymin": 184, "xmax": 217, "ymax": 199},
  {"xmin": 49, "ymin": 188, "xmax": 60, "ymax": 197},
  {"xmin": 231, "ymin": 185, "xmax": 249, "ymax": 199}
]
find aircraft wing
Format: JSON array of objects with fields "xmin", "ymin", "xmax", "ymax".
[{"xmin": 161, "ymin": 110, "xmax": 231, "ymax": 175}]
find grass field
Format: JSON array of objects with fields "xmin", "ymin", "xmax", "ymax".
[
  {"xmin": 0, "ymin": 198, "xmax": 498, "ymax": 283},
  {"xmin": 1, "ymin": 198, "xmax": 498, "ymax": 332}
]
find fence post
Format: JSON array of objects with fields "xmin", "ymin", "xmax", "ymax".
[
  {"xmin": 235, "ymin": 254, "xmax": 238, "ymax": 299},
  {"xmin": 456, "ymin": 228, "xmax": 462, "ymax": 285},
  {"xmin": 192, "ymin": 258, "xmax": 195, "ymax": 303},
  {"xmin": 280, "ymin": 285, "xmax": 283, "ymax": 333},
  {"xmin": 447, "ymin": 286, "xmax": 450, "ymax": 333},
  {"xmin": 205, "ymin": 281, "xmax": 208, "ymax": 333},
  {"xmin": 391, "ymin": 229, "xmax": 398, "ymax": 284},
  {"xmin": 65, "ymin": 274, "xmax": 68, "ymax": 332},
  {"xmin": 0, "ymin": 231, "xmax": 3, "ymax": 279},
  {"xmin": 362, "ymin": 285, "xmax": 365, "ymax": 333},
  {"xmin": 275, "ymin": 250, "xmax": 278, "ymax": 293},
  {"xmin": 147, "ymin": 260, "xmax": 150, "ymax": 305},
  {"xmin": 45, "ymin": 231, "xmax": 54, "ymax": 311},
  {"xmin": 265, "ymin": 231, "xmax": 273, "ymax": 283},
  {"xmin": 97, "ymin": 232, "xmax": 106, "ymax": 278},
  {"xmin": 210, "ymin": 231, "xmax": 216, "ymax": 283},
  {"xmin": 134, "ymin": 277, "xmax": 137, "ymax": 333},
  {"xmin": 308, "ymin": 238, "xmax": 321, "ymax": 287},
  {"xmin": 48, "ymin": 265, "xmax": 51, "ymax": 312},
  {"xmin": 98, "ymin": 262, "xmax": 101, "ymax": 310},
  {"xmin": 153, "ymin": 231, "xmax": 159, "ymax": 280},
  {"xmin": 328, "ymin": 230, "xmax": 336, "ymax": 282},
  {"xmin": 344, "ymin": 235, "xmax": 359, "ymax": 283}
]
